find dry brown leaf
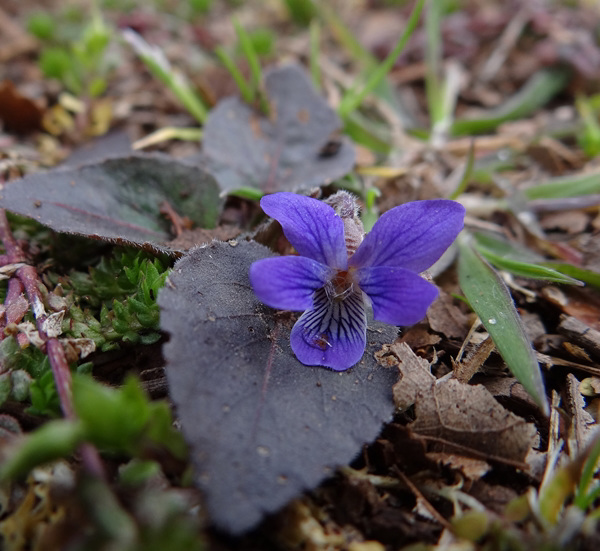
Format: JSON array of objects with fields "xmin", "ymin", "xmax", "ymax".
[
  {"xmin": 427, "ymin": 291, "xmax": 469, "ymax": 340},
  {"xmin": 482, "ymin": 377, "xmax": 540, "ymax": 411},
  {"xmin": 392, "ymin": 343, "xmax": 537, "ymax": 464},
  {"xmin": 453, "ymin": 336, "xmax": 495, "ymax": 383},
  {"xmin": 0, "ymin": 80, "xmax": 43, "ymax": 134},
  {"xmin": 391, "ymin": 343, "xmax": 435, "ymax": 412},
  {"xmin": 566, "ymin": 373, "xmax": 597, "ymax": 457},
  {"xmin": 540, "ymin": 211, "xmax": 590, "ymax": 234},
  {"xmin": 398, "ymin": 326, "xmax": 442, "ymax": 350}
]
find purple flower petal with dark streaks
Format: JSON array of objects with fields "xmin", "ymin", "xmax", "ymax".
[{"xmin": 250, "ymin": 192, "xmax": 465, "ymax": 371}]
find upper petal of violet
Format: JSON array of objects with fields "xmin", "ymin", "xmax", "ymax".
[
  {"xmin": 260, "ymin": 192, "xmax": 348, "ymax": 270},
  {"xmin": 349, "ymin": 200, "xmax": 465, "ymax": 272},
  {"xmin": 356, "ymin": 265, "xmax": 439, "ymax": 326},
  {"xmin": 250, "ymin": 256, "xmax": 332, "ymax": 311}
]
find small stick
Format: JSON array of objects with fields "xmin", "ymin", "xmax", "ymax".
[
  {"xmin": 0, "ymin": 209, "xmax": 105, "ymax": 478},
  {"xmin": 395, "ymin": 469, "xmax": 452, "ymax": 530}
]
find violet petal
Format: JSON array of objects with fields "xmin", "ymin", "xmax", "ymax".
[
  {"xmin": 357, "ymin": 265, "xmax": 439, "ymax": 326},
  {"xmin": 349, "ymin": 200, "xmax": 465, "ymax": 272},
  {"xmin": 290, "ymin": 288, "xmax": 367, "ymax": 371},
  {"xmin": 260, "ymin": 193, "xmax": 347, "ymax": 269},
  {"xmin": 250, "ymin": 256, "xmax": 332, "ymax": 311}
]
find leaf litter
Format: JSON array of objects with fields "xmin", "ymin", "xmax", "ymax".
[{"xmin": 1, "ymin": 1, "xmax": 600, "ymax": 549}]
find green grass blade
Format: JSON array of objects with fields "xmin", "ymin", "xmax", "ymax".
[
  {"xmin": 343, "ymin": 112, "xmax": 392, "ymax": 154},
  {"xmin": 523, "ymin": 169, "xmax": 600, "ymax": 200},
  {"xmin": 312, "ymin": 1, "xmax": 375, "ymax": 67},
  {"xmin": 313, "ymin": 1, "xmax": 415, "ymax": 126},
  {"xmin": 457, "ymin": 233, "xmax": 549, "ymax": 414},
  {"xmin": 476, "ymin": 246, "xmax": 584, "ymax": 286},
  {"xmin": 451, "ymin": 67, "xmax": 570, "ymax": 136},
  {"xmin": 309, "ymin": 19, "xmax": 321, "ymax": 90},
  {"xmin": 214, "ymin": 46, "xmax": 255, "ymax": 103},
  {"xmin": 123, "ymin": 29, "xmax": 208, "ymax": 124},
  {"xmin": 226, "ymin": 186, "xmax": 264, "ymax": 201},
  {"xmin": 337, "ymin": 0, "xmax": 425, "ymax": 119},
  {"xmin": 540, "ymin": 262, "xmax": 600, "ymax": 289},
  {"xmin": 233, "ymin": 19, "xmax": 262, "ymax": 91},
  {"xmin": 575, "ymin": 434, "xmax": 600, "ymax": 509},
  {"xmin": 449, "ymin": 141, "xmax": 475, "ymax": 199},
  {"xmin": 425, "ymin": 0, "xmax": 443, "ymax": 125}
]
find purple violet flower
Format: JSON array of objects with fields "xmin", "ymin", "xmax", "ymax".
[{"xmin": 250, "ymin": 191, "xmax": 465, "ymax": 371}]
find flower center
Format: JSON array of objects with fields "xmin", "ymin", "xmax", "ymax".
[{"xmin": 326, "ymin": 269, "xmax": 356, "ymax": 302}]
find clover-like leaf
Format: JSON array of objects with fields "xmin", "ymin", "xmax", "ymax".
[
  {"xmin": 199, "ymin": 64, "xmax": 355, "ymax": 193},
  {"xmin": 0, "ymin": 154, "xmax": 222, "ymax": 253},
  {"xmin": 158, "ymin": 240, "xmax": 397, "ymax": 534}
]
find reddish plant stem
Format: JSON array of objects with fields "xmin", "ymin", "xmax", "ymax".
[
  {"xmin": 3, "ymin": 278, "xmax": 28, "ymax": 347},
  {"xmin": 0, "ymin": 209, "xmax": 105, "ymax": 478}
]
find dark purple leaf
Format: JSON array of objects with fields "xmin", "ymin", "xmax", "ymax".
[
  {"xmin": 61, "ymin": 131, "xmax": 132, "ymax": 168},
  {"xmin": 199, "ymin": 64, "xmax": 355, "ymax": 193},
  {"xmin": 158, "ymin": 240, "xmax": 398, "ymax": 534},
  {"xmin": 0, "ymin": 154, "xmax": 222, "ymax": 253}
]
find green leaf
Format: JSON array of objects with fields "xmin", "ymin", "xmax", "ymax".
[
  {"xmin": 457, "ymin": 233, "xmax": 548, "ymax": 414},
  {"xmin": 226, "ymin": 186, "xmax": 264, "ymax": 201},
  {"xmin": 0, "ymin": 419, "xmax": 85, "ymax": 480},
  {"xmin": 451, "ymin": 67, "xmax": 570, "ymax": 136},
  {"xmin": 476, "ymin": 246, "xmax": 583, "ymax": 286},
  {"xmin": 73, "ymin": 375, "xmax": 186, "ymax": 458},
  {"xmin": 523, "ymin": 169, "xmax": 600, "ymax": 200}
]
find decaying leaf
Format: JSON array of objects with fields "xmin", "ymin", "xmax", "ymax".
[
  {"xmin": 426, "ymin": 291, "xmax": 469, "ymax": 340},
  {"xmin": 391, "ymin": 343, "xmax": 537, "ymax": 464},
  {"xmin": 0, "ymin": 80, "xmax": 43, "ymax": 134},
  {"xmin": 199, "ymin": 64, "xmax": 355, "ymax": 193},
  {"xmin": 158, "ymin": 240, "xmax": 398, "ymax": 534},
  {"xmin": 565, "ymin": 373, "xmax": 596, "ymax": 456},
  {"xmin": 0, "ymin": 154, "xmax": 222, "ymax": 253}
]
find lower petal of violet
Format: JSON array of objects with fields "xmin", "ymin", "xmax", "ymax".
[
  {"xmin": 290, "ymin": 287, "xmax": 367, "ymax": 371},
  {"xmin": 357, "ymin": 265, "xmax": 439, "ymax": 326}
]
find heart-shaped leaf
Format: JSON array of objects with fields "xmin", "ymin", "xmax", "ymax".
[
  {"xmin": 0, "ymin": 154, "xmax": 222, "ymax": 253},
  {"xmin": 158, "ymin": 240, "xmax": 397, "ymax": 533},
  {"xmin": 199, "ymin": 64, "xmax": 355, "ymax": 193}
]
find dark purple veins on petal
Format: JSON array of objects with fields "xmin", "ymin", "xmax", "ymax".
[{"xmin": 290, "ymin": 288, "xmax": 367, "ymax": 371}]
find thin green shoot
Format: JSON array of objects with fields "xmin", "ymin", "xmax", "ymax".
[
  {"xmin": 132, "ymin": 127, "xmax": 203, "ymax": 150},
  {"xmin": 123, "ymin": 29, "xmax": 208, "ymax": 124},
  {"xmin": 234, "ymin": 19, "xmax": 269, "ymax": 113},
  {"xmin": 337, "ymin": 0, "xmax": 425, "ymax": 119},
  {"xmin": 225, "ymin": 187, "xmax": 264, "ymax": 201},
  {"xmin": 425, "ymin": 0, "xmax": 443, "ymax": 126},
  {"xmin": 362, "ymin": 187, "xmax": 381, "ymax": 232},
  {"xmin": 576, "ymin": 95, "xmax": 600, "ymax": 157},
  {"xmin": 575, "ymin": 435, "xmax": 600, "ymax": 510},
  {"xmin": 523, "ymin": 169, "xmax": 600, "ymax": 200},
  {"xmin": 312, "ymin": 2, "xmax": 375, "ymax": 67},
  {"xmin": 214, "ymin": 46, "xmax": 255, "ymax": 104},
  {"xmin": 309, "ymin": 20, "xmax": 322, "ymax": 91},
  {"xmin": 449, "ymin": 141, "xmax": 475, "ymax": 199}
]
